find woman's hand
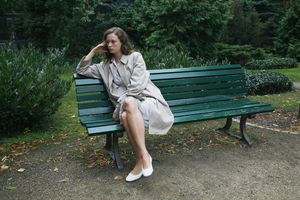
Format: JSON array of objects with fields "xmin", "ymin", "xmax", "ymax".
[
  {"xmin": 84, "ymin": 42, "xmax": 108, "ymax": 61},
  {"xmin": 92, "ymin": 42, "xmax": 108, "ymax": 54},
  {"xmin": 112, "ymin": 108, "xmax": 118, "ymax": 121}
]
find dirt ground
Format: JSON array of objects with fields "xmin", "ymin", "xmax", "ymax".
[{"xmin": 0, "ymin": 119, "xmax": 300, "ymax": 200}]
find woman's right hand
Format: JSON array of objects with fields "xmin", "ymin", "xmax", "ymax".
[{"xmin": 92, "ymin": 42, "xmax": 108, "ymax": 54}]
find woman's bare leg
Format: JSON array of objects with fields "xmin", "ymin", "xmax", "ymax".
[{"xmin": 122, "ymin": 97, "xmax": 151, "ymax": 174}]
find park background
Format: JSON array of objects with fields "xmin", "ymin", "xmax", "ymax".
[{"xmin": 0, "ymin": 0, "xmax": 299, "ymax": 170}]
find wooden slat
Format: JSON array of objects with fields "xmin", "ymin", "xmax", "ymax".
[
  {"xmin": 171, "ymin": 98, "xmax": 254, "ymax": 112},
  {"xmin": 174, "ymin": 105, "xmax": 273, "ymax": 124},
  {"xmin": 76, "ymin": 85, "xmax": 106, "ymax": 93},
  {"xmin": 77, "ymin": 93, "xmax": 109, "ymax": 101},
  {"xmin": 79, "ymin": 107, "xmax": 113, "ymax": 116},
  {"xmin": 78, "ymin": 101, "xmax": 112, "ymax": 109},
  {"xmin": 149, "ymin": 64, "xmax": 241, "ymax": 74},
  {"xmin": 75, "ymin": 78, "xmax": 104, "ymax": 86},
  {"xmin": 167, "ymin": 95, "xmax": 237, "ymax": 106},
  {"xmin": 153, "ymin": 74, "xmax": 245, "ymax": 87},
  {"xmin": 160, "ymin": 81, "xmax": 245, "ymax": 94},
  {"xmin": 163, "ymin": 88, "xmax": 246, "ymax": 100},
  {"xmin": 150, "ymin": 69, "xmax": 244, "ymax": 80}
]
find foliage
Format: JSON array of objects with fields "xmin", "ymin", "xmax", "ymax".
[
  {"xmin": 246, "ymin": 71, "xmax": 293, "ymax": 95},
  {"xmin": 222, "ymin": 0, "xmax": 273, "ymax": 48},
  {"xmin": 0, "ymin": 44, "xmax": 71, "ymax": 135},
  {"xmin": 245, "ymin": 57, "xmax": 297, "ymax": 69},
  {"xmin": 131, "ymin": 0, "xmax": 231, "ymax": 58},
  {"xmin": 274, "ymin": 1, "xmax": 300, "ymax": 60},
  {"xmin": 141, "ymin": 45, "xmax": 229, "ymax": 70},
  {"xmin": 215, "ymin": 43, "xmax": 269, "ymax": 64}
]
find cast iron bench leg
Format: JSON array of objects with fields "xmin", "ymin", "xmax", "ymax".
[
  {"xmin": 240, "ymin": 115, "xmax": 252, "ymax": 146},
  {"xmin": 218, "ymin": 117, "xmax": 233, "ymax": 133},
  {"xmin": 104, "ymin": 133, "xmax": 124, "ymax": 169},
  {"xmin": 113, "ymin": 133, "xmax": 124, "ymax": 169}
]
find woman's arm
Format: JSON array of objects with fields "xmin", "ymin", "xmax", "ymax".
[{"xmin": 76, "ymin": 42, "xmax": 108, "ymax": 79}]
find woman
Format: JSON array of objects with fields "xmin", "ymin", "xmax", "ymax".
[{"xmin": 76, "ymin": 27, "xmax": 174, "ymax": 182}]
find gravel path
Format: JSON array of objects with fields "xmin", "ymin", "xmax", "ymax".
[{"xmin": 1, "ymin": 122, "xmax": 300, "ymax": 200}]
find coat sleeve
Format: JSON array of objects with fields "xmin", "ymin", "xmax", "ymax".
[
  {"xmin": 76, "ymin": 56, "xmax": 101, "ymax": 79},
  {"xmin": 126, "ymin": 52, "xmax": 150, "ymax": 96}
]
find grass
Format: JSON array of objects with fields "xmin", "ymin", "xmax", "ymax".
[{"xmin": 248, "ymin": 63, "xmax": 300, "ymax": 82}]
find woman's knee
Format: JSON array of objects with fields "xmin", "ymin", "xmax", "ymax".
[{"xmin": 123, "ymin": 97, "xmax": 137, "ymax": 112}]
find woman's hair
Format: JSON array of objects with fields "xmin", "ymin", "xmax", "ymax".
[{"xmin": 102, "ymin": 27, "xmax": 133, "ymax": 61}]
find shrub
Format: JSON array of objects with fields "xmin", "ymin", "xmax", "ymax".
[
  {"xmin": 215, "ymin": 43, "xmax": 269, "ymax": 65},
  {"xmin": 244, "ymin": 57, "xmax": 297, "ymax": 69},
  {"xmin": 246, "ymin": 71, "xmax": 293, "ymax": 95},
  {"xmin": 0, "ymin": 44, "xmax": 71, "ymax": 135},
  {"xmin": 141, "ymin": 45, "xmax": 230, "ymax": 70}
]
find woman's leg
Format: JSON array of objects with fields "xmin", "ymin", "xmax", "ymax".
[{"xmin": 122, "ymin": 97, "xmax": 151, "ymax": 174}]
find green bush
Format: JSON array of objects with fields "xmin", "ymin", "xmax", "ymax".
[
  {"xmin": 0, "ymin": 44, "xmax": 71, "ymax": 135},
  {"xmin": 141, "ymin": 45, "xmax": 229, "ymax": 70},
  {"xmin": 246, "ymin": 71, "xmax": 292, "ymax": 95},
  {"xmin": 244, "ymin": 57, "xmax": 297, "ymax": 70},
  {"xmin": 215, "ymin": 43, "xmax": 269, "ymax": 65}
]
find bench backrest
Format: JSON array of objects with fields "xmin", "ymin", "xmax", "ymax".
[{"xmin": 74, "ymin": 64, "xmax": 246, "ymax": 118}]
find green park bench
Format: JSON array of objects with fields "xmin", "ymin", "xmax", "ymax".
[{"xmin": 73, "ymin": 64, "xmax": 274, "ymax": 169}]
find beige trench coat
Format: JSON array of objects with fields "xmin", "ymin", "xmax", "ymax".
[{"xmin": 76, "ymin": 51, "xmax": 174, "ymax": 135}]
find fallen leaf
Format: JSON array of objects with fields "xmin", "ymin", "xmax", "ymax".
[
  {"xmin": 58, "ymin": 178, "xmax": 69, "ymax": 183},
  {"xmin": 17, "ymin": 168, "xmax": 25, "ymax": 173},
  {"xmin": 5, "ymin": 186, "xmax": 16, "ymax": 190},
  {"xmin": 1, "ymin": 165, "xmax": 9, "ymax": 171},
  {"xmin": 114, "ymin": 176, "xmax": 123, "ymax": 180}
]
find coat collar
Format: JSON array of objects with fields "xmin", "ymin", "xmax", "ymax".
[{"xmin": 110, "ymin": 54, "xmax": 129, "ymax": 65}]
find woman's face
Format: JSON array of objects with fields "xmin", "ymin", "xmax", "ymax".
[{"xmin": 106, "ymin": 33, "xmax": 122, "ymax": 55}]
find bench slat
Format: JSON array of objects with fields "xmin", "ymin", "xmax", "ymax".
[
  {"xmin": 160, "ymin": 81, "xmax": 245, "ymax": 94},
  {"xmin": 75, "ymin": 78, "xmax": 104, "ymax": 86},
  {"xmin": 153, "ymin": 74, "xmax": 245, "ymax": 87},
  {"xmin": 167, "ymin": 95, "xmax": 236, "ymax": 106},
  {"xmin": 77, "ymin": 93, "xmax": 109, "ymax": 101},
  {"xmin": 149, "ymin": 64, "xmax": 241, "ymax": 74},
  {"xmin": 174, "ymin": 105, "xmax": 273, "ymax": 124},
  {"xmin": 163, "ymin": 88, "xmax": 245, "ymax": 100},
  {"xmin": 76, "ymin": 85, "xmax": 106, "ymax": 93},
  {"xmin": 150, "ymin": 69, "xmax": 244, "ymax": 80},
  {"xmin": 78, "ymin": 101, "xmax": 113, "ymax": 109},
  {"xmin": 171, "ymin": 98, "xmax": 254, "ymax": 112}
]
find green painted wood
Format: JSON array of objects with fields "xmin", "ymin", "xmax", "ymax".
[
  {"xmin": 76, "ymin": 85, "xmax": 106, "ymax": 93},
  {"xmin": 79, "ymin": 107, "xmax": 113, "ymax": 116},
  {"xmin": 75, "ymin": 78, "xmax": 104, "ymax": 86},
  {"xmin": 149, "ymin": 64, "xmax": 241, "ymax": 74},
  {"xmin": 174, "ymin": 105, "xmax": 273, "ymax": 124},
  {"xmin": 159, "ymin": 81, "xmax": 245, "ymax": 94},
  {"xmin": 173, "ymin": 103, "xmax": 270, "ymax": 118},
  {"xmin": 171, "ymin": 98, "xmax": 255, "ymax": 112},
  {"xmin": 150, "ymin": 69, "xmax": 244, "ymax": 80},
  {"xmin": 77, "ymin": 93, "xmax": 109, "ymax": 101},
  {"xmin": 87, "ymin": 124, "xmax": 123, "ymax": 135},
  {"xmin": 163, "ymin": 88, "xmax": 245, "ymax": 100},
  {"xmin": 167, "ymin": 95, "xmax": 237, "ymax": 106},
  {"xmin": 153, "ymin": 74, "xmax": 245, "ymax": 87},
  {"xmin": 78, "ymin": 101, "xmax": 112, "ymax": 109}
]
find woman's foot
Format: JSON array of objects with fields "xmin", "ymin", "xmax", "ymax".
[
  {"xmin": 142, "ymin": 154, "xmax": 153, "ymax": 177},
  {"xmin": 126, "ymin": 163, "xmax": 143, "ymax": 182},
  {"xmin": 126, "ymin": 170, "xmax": 143, "ymax": 182}
]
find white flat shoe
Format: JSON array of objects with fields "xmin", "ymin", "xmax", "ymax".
[
  {"xmin": 143, "ymin": 155, "xmax": 153, "ymax": 177},
  {"xmin": 126, "ymin": 170, "xmax": 143, "ymax": 182}
]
